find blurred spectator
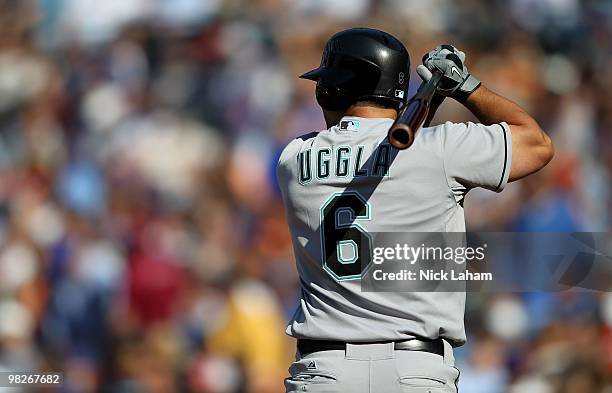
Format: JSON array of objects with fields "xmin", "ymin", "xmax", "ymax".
[{"xmin": 0, "ymin": 1, "xmax": 610, "ymax": 392}]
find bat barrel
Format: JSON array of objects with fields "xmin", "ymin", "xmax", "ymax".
[
  {"xmin": 388, "ymin": 99, "xmax": 428, "ymax": 150},
  {"xmin": 387, "ymin": 71, "xmax": 443, "ymax": 150},
  {"xmin": 388, "ymin": 123, "xmax": 416, "ymax": 150}
]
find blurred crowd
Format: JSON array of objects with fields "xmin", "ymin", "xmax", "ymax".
[{"xmin": 0, "ymin": 0, "xmax": 610, "ymax": 392}]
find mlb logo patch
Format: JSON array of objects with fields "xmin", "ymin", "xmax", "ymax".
[
  {"xmin": 394, "ymin": 90, "xmax": 405, "ymax": 99},
  {"xmin": 340, "ymin": 120, "xmax": 360, "ymax": 131}
]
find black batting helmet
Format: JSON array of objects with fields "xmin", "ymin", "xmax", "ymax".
[{"xmin": 300, "ymin": 28, "xmax": 410, "ymax": 111}]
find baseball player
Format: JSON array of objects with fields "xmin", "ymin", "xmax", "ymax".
[{"xmin": 277, "ymin": 28, "xmax": 553, "ymax": 393}]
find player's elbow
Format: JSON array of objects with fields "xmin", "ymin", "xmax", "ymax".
[
  {"xmin": 539, "ymin": 133, "xmax": 555, "ymax": 167},
  {"xmin": 509, "ymin": 125, "xmax": 554, "ymax": 182},
  {"xmin": 522, "ymin": 120, "xmax": 554, "ymax": 169}
]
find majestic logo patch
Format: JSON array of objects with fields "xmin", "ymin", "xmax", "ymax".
[
  {"xmin": 394, "ymin": 90, "xmax": 405, "ymax": 99},
  {"xmin": 340, "ymin": 120, "xmax": 360, "ymax": 131},
  {"xmin": 307, "ymin": 360, "xmax": 317, "ymax": 370}
]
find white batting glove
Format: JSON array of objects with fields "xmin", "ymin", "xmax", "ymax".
[{"xmin": 416, "ymin": 44, "xmax": 481, "ymax": 102}]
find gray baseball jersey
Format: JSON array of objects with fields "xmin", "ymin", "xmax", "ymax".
[{"xmin": 277, "ymin": 116, "xmax": 511, "ymax": 346}]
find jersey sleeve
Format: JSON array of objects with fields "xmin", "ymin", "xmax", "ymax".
[
  {"xmin": 276, "ymin": 137, "xmax": 304, "ymax": 187},
  {"xmin": 440, "ymin": 121, "xmax": 512, "ymax": 193}
]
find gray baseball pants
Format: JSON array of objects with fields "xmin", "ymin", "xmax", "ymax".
[{"xmin": 285, "ymin": 340, "xmax": 459, "ymax": 393}]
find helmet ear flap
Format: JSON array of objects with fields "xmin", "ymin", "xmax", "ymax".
[{"xmin": 315, "ymin": 83, "xmax": 354, "ymax": 111}]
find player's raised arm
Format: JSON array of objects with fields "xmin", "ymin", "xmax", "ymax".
[
  {"xmin": 463, "ymin": 86, "xmax": 554, "ymax": 182},
  {"xmin": 417, "ymin": 45, "xmax": 554, "ymax": 183}
]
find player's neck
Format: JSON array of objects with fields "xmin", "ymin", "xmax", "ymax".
[
  {"xmin": 323, "ymin": 106, "xmax": 397, "ymax": 128},
  {"xmin": 344, "ymin": 105, "xmax": 398, "ymax": 121}
]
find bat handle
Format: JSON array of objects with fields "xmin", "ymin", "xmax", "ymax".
[{"xmin": 424, "ymin": 93, "xmax": 445, "ymax": 127}]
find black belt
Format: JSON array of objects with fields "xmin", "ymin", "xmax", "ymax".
[{"xmin": 297, "ymin": 338, "xmax": 444, "ymax": 357}]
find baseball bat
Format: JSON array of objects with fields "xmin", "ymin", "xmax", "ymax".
[
  {"xmin": 424, "ymin": 92, "xmax": 445, "ymax": 127},
  {"xmin": 388, "ymin": 71, "xmax": 444, "ymax": 150}
]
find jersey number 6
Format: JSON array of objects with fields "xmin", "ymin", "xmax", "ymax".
[{"xmin": 320, "ymin": 192, "xmax": 372, "ymax": 280}]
